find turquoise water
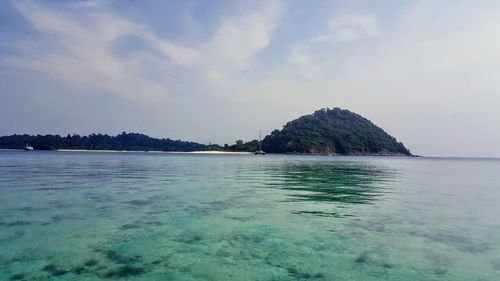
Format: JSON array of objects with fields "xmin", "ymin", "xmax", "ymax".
[{"xmin": 0, "ymin": 151, "xmax": 499, "ymax": 281}]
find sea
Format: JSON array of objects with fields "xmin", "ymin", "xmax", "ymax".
[{"xmin": 0, "ymin": 151, "xmax": 499, "ymax": 280}]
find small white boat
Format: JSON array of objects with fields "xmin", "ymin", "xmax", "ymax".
[
  {"xmin": 24, "ymin": 143, "xmax": 34, "ymax": 151},
  {"xmin": 254, "ymin": 150, "xmax": 266, "ymax": 155}
]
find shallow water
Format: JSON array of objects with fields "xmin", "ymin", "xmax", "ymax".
[{"xmin": 0, "ymin": 151, "xmax": 499, "ymax": 280}]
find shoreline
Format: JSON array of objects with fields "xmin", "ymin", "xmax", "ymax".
[
  {"xmin": 56, "ymin": 149, "xmax": 251, "ymax": 155},
  {"xmin": 1, "ymin": 148, "xmax": 410, "ymax": 156},
  {"xmin": 2, "ymin": 149, "xmax": 498, "ymax": 158}
]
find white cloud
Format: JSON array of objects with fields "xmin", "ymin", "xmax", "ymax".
[
  {"xmin": 206, "ymin": 1, "xmax": 283, "ymax": 65},
  {"xmin": 286, "ymin": 45, "xmax": 310, "ymax": 66},
  {"xmin": 197, "ymin": 0, "xmax": 284, "ymax": 85},
  {"xmin": 150, "ymin": 40, "xmax": 200, "ymax": 66},
  {"xmin": 5, "ymin": 0, "xmax": 284, "ymax": 99},
  {"xmin": 8, "ymin": 1, "xmax": 169, "ymax": 103},
  {"xmin": 206, "ymin": 70, "xmax": 227, "ymax": 86},
  {"xmin": 285, "ymin": 13, "xmax": 379, "ymax": 79},
  {"xmin": 316, "ymin": 14, "xmax": 379, "ymax": 43}
]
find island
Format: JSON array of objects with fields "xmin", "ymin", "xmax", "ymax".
[
  {"xmin": 228, "ymin": 107, "xmax": 412, "ymax": 156},
  {"xmin": 0, "ymin": 107, "xmax": 412, "ymax": 156}
]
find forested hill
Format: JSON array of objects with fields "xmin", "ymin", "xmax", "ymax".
[
  {"xmin": 1, "ymin": 108, "xmax": 412, "ymax": 155},
  {"xmin": 261, "ymin": 108, "xmax": 412, "ymax": 155},
  {"xmin": 0, "ymin": 132, "xmax": 220, "ymax": 151}
]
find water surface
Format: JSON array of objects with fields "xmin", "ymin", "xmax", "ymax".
[{"xmin": 0, "ymin": 151, "xmax": 499, "ymax": 280}]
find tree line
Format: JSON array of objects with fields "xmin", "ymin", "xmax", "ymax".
[{"xmin": 0, "ymin": 132, "xmax": 220, "ymax": 151}]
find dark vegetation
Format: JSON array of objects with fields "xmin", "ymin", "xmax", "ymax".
[
  {"xmin": 225, "ymin": 139, "xmax": 259, "ymax": 152},
  {"xmin": 259, "ymin": 107, "xmax": 412, "ymax": 155},
  {"xmin": 0, "ymin": 132, "xmax": 220, "ymax": 151}
]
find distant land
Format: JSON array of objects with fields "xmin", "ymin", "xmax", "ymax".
[
  {"xmin": 0, "ymin": 132, "xmax": 220, "ymax": 152},
  {"xmin": 0, "ymin": 107, "xmax": 412, "ymax": 156},
  {"xmin": 228, "ymin": 108, "xmax": 412, "ymax": 156}
]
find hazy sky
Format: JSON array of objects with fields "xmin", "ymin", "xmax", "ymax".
[{"xmin": 1, "ymin": 0, "xmax": 500, "ymax": 157}]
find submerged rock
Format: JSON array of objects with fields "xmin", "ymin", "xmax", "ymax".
[
  {"xmin": 9, "ymin": 273, "xmax": 25, "ymax": 280},
  {"xmin": 42, "ymin": 264, "xmax": 68, "ymax": 276},
  {"xmin": 103, "ymin": 265, "xmax": 145, "ymax": 278},
  {"xmin": 287, "ymin": 267, "xmax": 324, "ymax": 279},
  {"xmin": 355, "ymin": 254, "xmax": 369, "ymax": 264},
  {"xmin": 119, "ymin": 223, "xmax": 141, "ymax": 230},
  {"xmin": 71, "ymin": 266, "xmax": 86, "ymax": 275},
  {"xmin": 103, "ymin": 250, "xmax": 142, "ymax": 264},
  {"xmin": 84, "ymin": 258, "xmax": 99, "ymax": 267},
  {"xmin": 382, "ymin": 262, "xmax": 394, "ymax": 269}
]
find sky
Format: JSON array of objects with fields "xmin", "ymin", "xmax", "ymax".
[{"xmin": 1, "ymin": 0, "xmax": 500, "ymax": 157}]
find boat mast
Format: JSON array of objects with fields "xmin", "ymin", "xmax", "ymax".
[{"xmin": 259, "ymin": 129, "xmax": 262, "ymax": 151}]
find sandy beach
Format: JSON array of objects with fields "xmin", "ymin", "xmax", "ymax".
[{"xmin": 55, "ymin": 149, "xmax": 252, "ymax": 154}]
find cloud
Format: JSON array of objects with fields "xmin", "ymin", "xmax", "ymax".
[
  {"xmin": 196, "ymin": 0, "xmax": 284, "ymax": 85},
  {"xmin": 4, "ymin": 0, "xmax": 284, "ymax": 101},
  {"xmin": 7, "ymin": 1, "xmax": 170, "ymax": 103},
  {"xmin": 286, "ymin": 45, "xmax": 310, "ymax": 65},
  {"xmin": 206, "ymin": 1, "xmax": 283, "ymax": 65},
  {"xmin": 316, "ymin": 14, "xmax": 379, "ymax": 43},
  {"xmin": 285, "ymin": 13, "xmax": 379, "ymax": 78}
]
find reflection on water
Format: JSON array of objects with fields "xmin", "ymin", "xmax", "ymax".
[{"xmin": 265, "ymin": 161, "xmax": 394, "ymax": 204}]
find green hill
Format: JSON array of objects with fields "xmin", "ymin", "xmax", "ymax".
[
  {"xmin": 261, "ymin": 108, "xmax": 412, "ymax": 155},
  {"xmin": 0, "ymin": 132, "xmax": 220, "ymax": 152}
]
